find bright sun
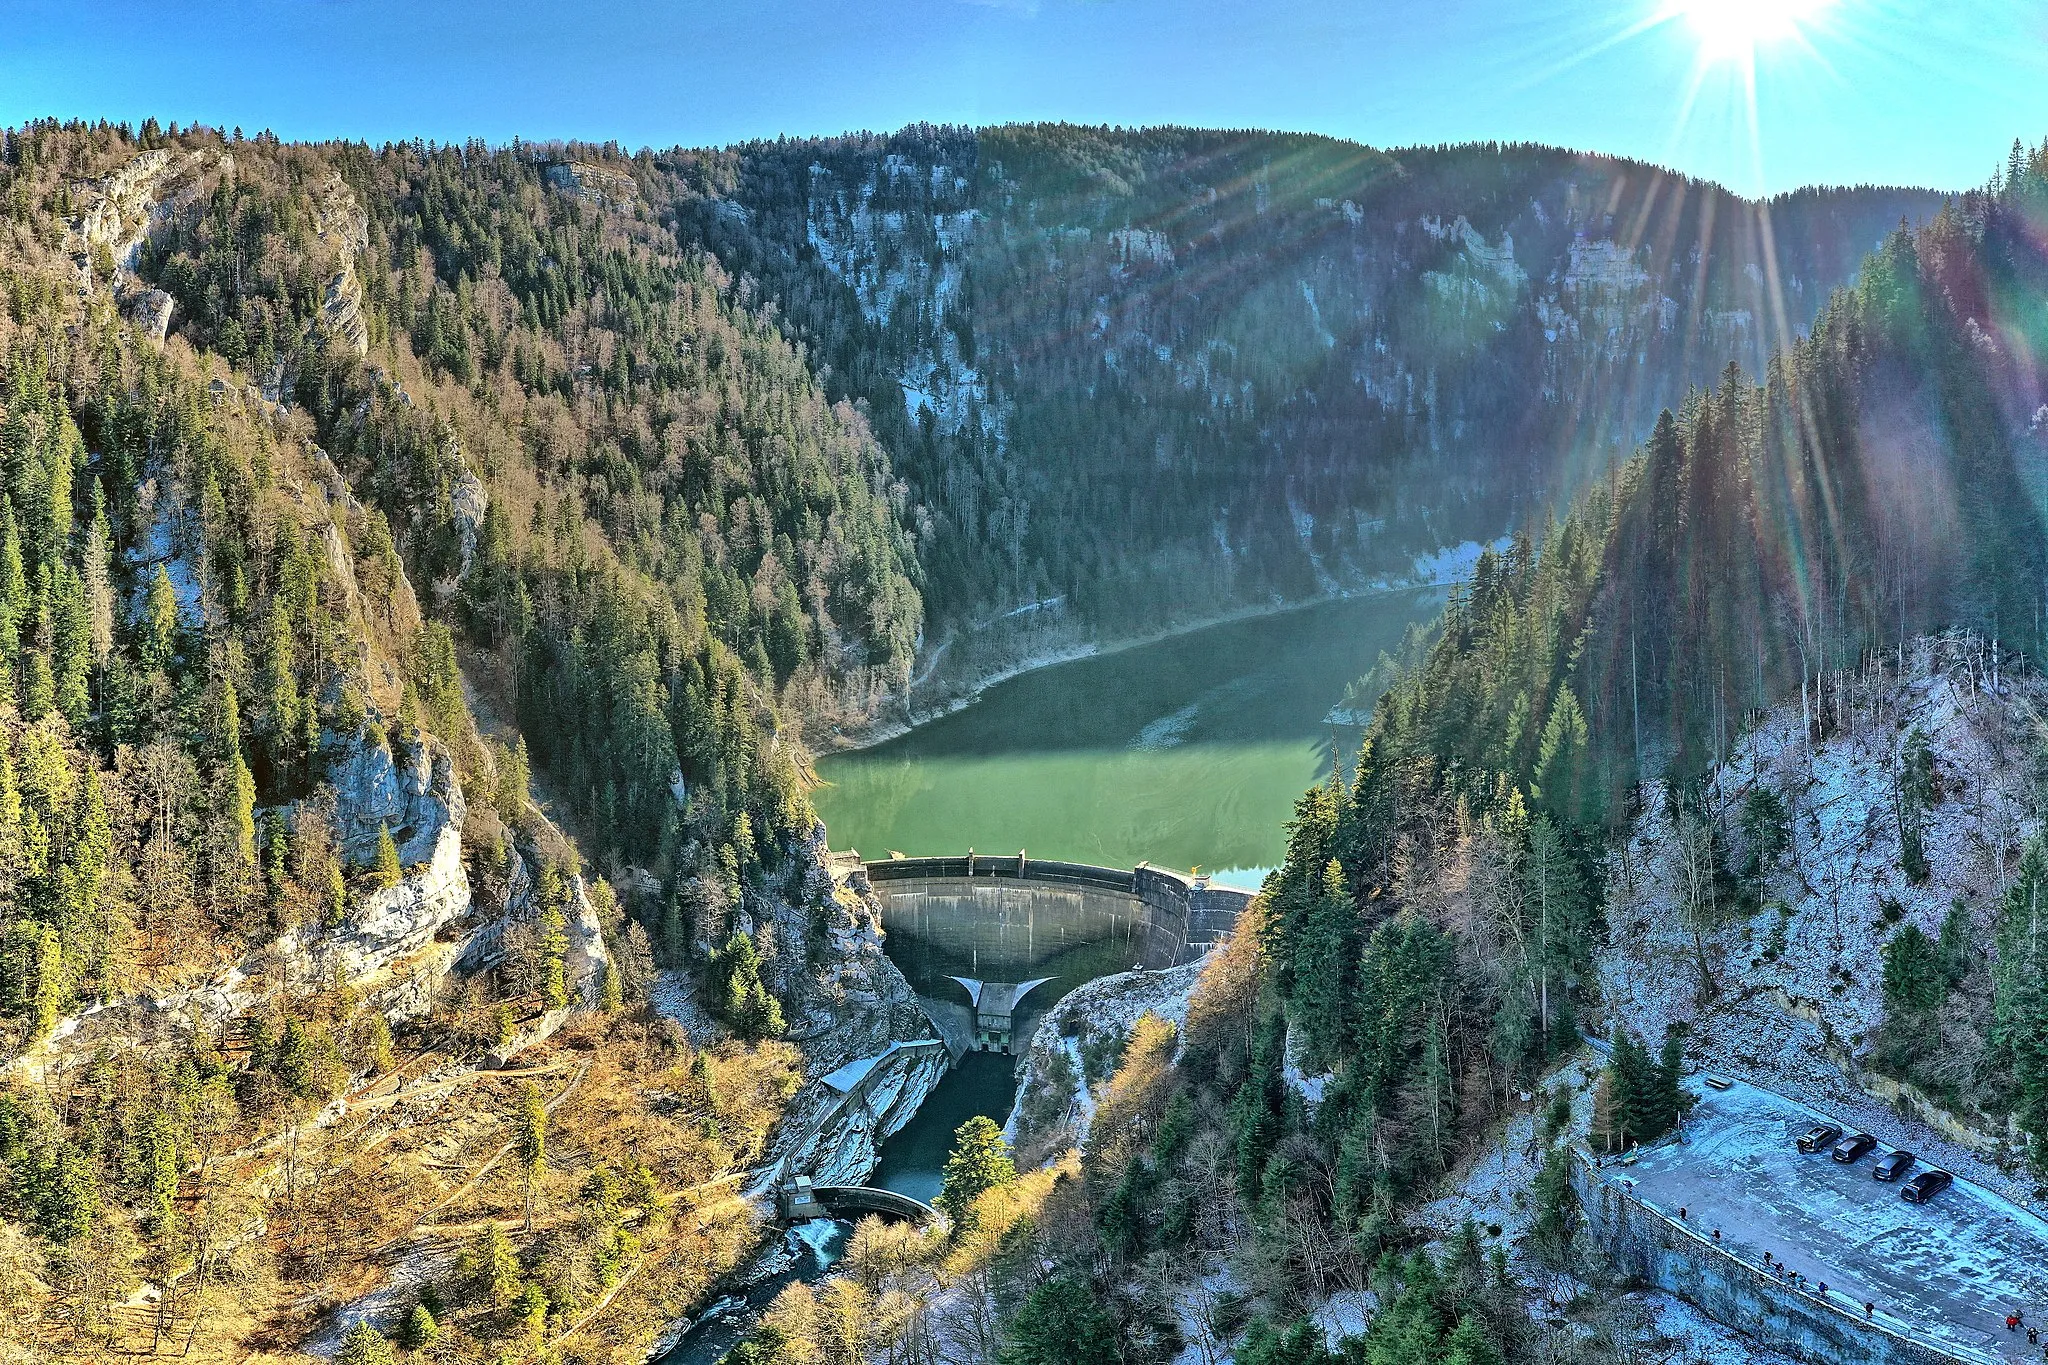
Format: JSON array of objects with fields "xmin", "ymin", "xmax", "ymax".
[{"xmin": 1673, "ymin": 0, "xmax": 1834, "ymax": 61}]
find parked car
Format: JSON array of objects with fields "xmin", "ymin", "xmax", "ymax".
[
  {"xmin": 1797, "ymin": 1124, "xmax": 1843, "ymax": 1153},
  {"xmin": 1832, "ymin": 1132, "xmax": 1877, "ymax": 1163},
  {"xmin": 1901, "ymin": 1169, "xmax": 1953, "ymax": 1204},
  {"xmin": 1871, "ymin": 1150, "xmax": 1915, "ymax": 1182}
]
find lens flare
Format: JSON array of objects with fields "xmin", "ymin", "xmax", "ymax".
[{"xmin": 1673, "ymin": 0, "xmax": 1835, "ymax": 61}]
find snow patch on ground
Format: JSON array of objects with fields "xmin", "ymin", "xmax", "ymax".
[
  {"xmin": 1373, "ymin": 536, "xmax": 1512, "ymax": 590},
  {"xmin": 1601, "ymin": 635, "xmax": 2040, "ymax": 1208}
]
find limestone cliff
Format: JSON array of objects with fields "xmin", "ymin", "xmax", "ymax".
[
  {"xmin": 660, "ymin": 828, "xmax": 947, "ymax": 1192},
  {"xmin": 67, "ymin": 147, "xmax": 206, "ymax": 340},
  {"xmin": 311, "ymin": 172, "xmax": 371, "ymax": 355}
]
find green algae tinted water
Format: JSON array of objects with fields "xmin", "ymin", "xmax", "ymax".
[
  {"xmin": 814, "ymin": 589, "xmax": 1445, "ymax": 888},
  {"xmin": 870, "ymin": 1051, "xmax": 1020, "ymax": 1204}
]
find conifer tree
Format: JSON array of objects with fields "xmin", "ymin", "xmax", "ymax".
[
  {"xmin": 536, "ymin": 865, "xmax": 571, "ymax": 1011},
  {"xmin": 1289, "ymin": 859, "xmax": 1353, "ymax": 1070},
  {"xmin": 372, "ymin": 823, "xmax": 401, "ymax": 890},
  {"xmin": 396, "ymin": 1304, "xmax": 437, "ymax": 1353},
  {"xmin": 1993, "ymin": 837, "xmax": 2048, "ymax": 1176},
  {"xmin": 938, "ymin": 1114, "xmax": 1015, "ymax": 1233},
  {"xmin": 138, "ymin": 565, "xmax": 177, "ymax": 674},
  {"xmin": 516, "ymin": 1081, "xmax": 547, "ymax": 1232},
  {"xmin": 336, "ymin": 1321, "xmax": 396, "ymax": 1365},
  {"xmin": 478, "ymin": 1223, "xmax": 521, "ymax": 1306},
  {"xmin": 1882, "ymin": 925, "xmax": 1945, "ymax": 1015}
]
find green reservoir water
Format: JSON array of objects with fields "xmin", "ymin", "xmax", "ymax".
[{"xmin": 814, "ymin": 589, "xmax": 1445, "ymax": 887}]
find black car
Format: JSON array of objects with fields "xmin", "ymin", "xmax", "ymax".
[
  {"xmin": 1797, "ymin": 1123, "xmax": 1843, "ymax": 1154},
  {"xmin": 1901, "ymin": 1169, "xmax": 1953, "ymax": 1204},
  {"xmin": 1832, "ymin": 1132, "xmax": 1877, "ymax": 1163},
  {"xmin": 1871, "ymin": 1150, "xmax": 1915, "ymax": 1182}
]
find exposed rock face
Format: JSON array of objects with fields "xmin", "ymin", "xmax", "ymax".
[
  {"xmin": 546, "ymin": 161, "xmax": 637, "ymax": 208},
  {"xmin": 70, "ymin": 149, "xmax": 204, "ymax": 340},
  {"xmin": 1600, "ymin": 633, "xmax": 2040, "ymax": 1163},
  {"xmin": 681, "ymin": 824, "xmax": 948, "ymax": 1190},
  {"xmin": 321, "ymin": 261, "xmax": 369, "ymax": 355},
  {"xmin": 769, "ymin": 1041, "xmax": 950, "ymax": 1188},
  {"xmin": 17, "ymin": 742, "xmax": 476, "ymax": 1075},
  {"xmin": 467, "ymin": 849, "xmax": 618, "ymax": 1062},
  {"xmin": 450, "ymin": 470, "xmax": 488, "ymax": 577},
  {"xmin": 325, "ymin": 821, "xmax": 473, "ymax": 990},
  {"xmin": 1007, "ymin": 959, "xmax": 1207, "ymax": 1155},
  {"xmin": 127, "ymin": 287, "xmax": 174, "ymax": 341},
  {"xmin": 325, "ymin": 729, "xmax": 466, "ymax": 868},
  {"xmin": 77, "ymin": 149, "xmax": 176, "ymax": 252}
]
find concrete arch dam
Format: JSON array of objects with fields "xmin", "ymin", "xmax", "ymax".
[{"xmin": 854, "ymin": 853, "xmax": 1254, "ymax": 1052}]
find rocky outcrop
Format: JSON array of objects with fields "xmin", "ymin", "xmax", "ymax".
[
  {"xmin": 450, "ymin": 470, "xmax": 488, "ymax": 577},
  {"xmin": 76, "ymin": 149, "xmax": 176, "ymax": 254},
  {"xmin": 321, "ymin": 261, "xmax": 369, "ymax": 355},
  {"xmin": 325, "ymin": 728, "xmax": 466, "ymax": 868},
  {"xmin": 128, "ymin": 287, "xmax": 175, "ymax": 342},
  {"xmin": 673, "ymin": 825, "xmax": 947, "ymax": 1190},
  {"xmin": 69, "ymin": 149, "xmax": 209, "ymax": 341},
  {"xmin": 768, "ymin": 1040, "xmax": 950, "ymax": 1188},
  {"xmin": 324, "ymin": 821, "xmax": 472, "ymax": 990},
  {"xmin": 546, "ymin": 161, "xmax": 637, "ymax": 208},
  {"xmin": 1007, "ymin": 959, "xmax": 1207, "ymax": 1155},
  {"xmin": 311, "ymin": 173, "xmax": 371, "ymax": 355}
]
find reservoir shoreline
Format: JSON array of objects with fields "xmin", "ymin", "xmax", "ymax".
[
  {"xmin": 822, "ymin": 574, "xmax": 1458, "ymax": 754},
  {"xmin": 811, "ymin": 585, "xmax": 1447, "ymax": 881}
]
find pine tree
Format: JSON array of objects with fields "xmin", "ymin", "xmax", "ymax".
[
  {"xmin": 1289, "ymin": 859, "xmax": 1353, "ymax": 1070},
  {"xmin": 538, "ymin": 909, "xmax": 570, "ymax": 1012},
  {"xmin": 336, "ymin": 1321, "xmax": 396, "ymax": 1365},
  {"xmin": 517, "ymin": 1081, "xmax": 548, "ymax": 1232},
  {"xmin": 1937, "ymin": 902, "xmax": 1974, "ymax": 986},
  {"xmin": 139, "ymin": 565, "xmax": 178, "ymax": 675},
  {"xmin": 1652, "ymin": 1030, "xmax": 1690, "ymax": 1138},
  {"xmin": 259, "ymin": 597, "xmax": 302, "ymax": 788},
  {"xmin": 396, "ymin": 1304, "xmax": 437, "ymax": 1353},
  {"xmin": 937, "ymin": 1114, "xmax": 1015, "ymax": 1233},
  {"xmin": 1443, "ymin": 1315, "xmax": 1506, "ymax": 1365},
  {"xmin": 1882, "ymin": 925, "xmax": 1945, "ymax": 1015},
  {"xmin": 372, "ymin": 823, "xmax": 401, "ymax": 890},
  {"xmin": 999, "ymin": 1275, "xmax": 1119, "ymax": 1365},
  {"xmin": 1993, "ymin": 838, "xmax": 2048, "ymax": 1176},
  {"xmin": 476, "ymin": 1223, "xmax": 521, "ymax": 1305},
  {"xmin": 1529, "ymin": 1148, "xmax": 1578, "ymax": 1266}
]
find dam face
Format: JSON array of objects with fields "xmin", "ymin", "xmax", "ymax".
[{"xmin": 854, "ymin": 855, "xmax": 1252, "ymax": 1050}]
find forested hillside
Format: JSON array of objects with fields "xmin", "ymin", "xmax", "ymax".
[
  {"xmin": 660, "ymin": 124, "xmax": 1943, "ymax": 671},
  {"xmin": 699, "ymin": 140, "xmax": 2048, "ymax": 1365},
  {"xmin": 1241, "ymin": 138, "xmax": 2048, "ymax": 1206},
  {"xmin": 0, "ymin": 119, "xmax": 930, "ymax": 1365}
]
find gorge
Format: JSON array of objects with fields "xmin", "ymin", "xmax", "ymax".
[{"xmin": 3, "ymin": 112, "xmax": 2047, "ymax": 1365}]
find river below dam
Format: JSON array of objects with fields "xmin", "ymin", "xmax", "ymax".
[
  {"xmin": 814, "ymin": 587, "xmax": 1447, "ymax": 886},
  {"xmin": 661, "ymin": 1057, "xmax": 1019, "ymax": 1365}
]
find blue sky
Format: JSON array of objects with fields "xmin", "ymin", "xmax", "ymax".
[{"xmin": 4, "ymin": 0, "xmax": 2044, "ymax": 196}]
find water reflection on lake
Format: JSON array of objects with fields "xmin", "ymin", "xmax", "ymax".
[{"xmin": 816, "ymin": 590, "xmax": 1444, "ymax": 882}]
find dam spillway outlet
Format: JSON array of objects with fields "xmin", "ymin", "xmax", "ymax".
[{"xmin": 946, "ymin": 976, "xmax": 1054, "ymax": 1053}]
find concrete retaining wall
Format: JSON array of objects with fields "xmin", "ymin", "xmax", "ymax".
[
  {"xmin": 861, "ymin": 855, "xmax": 1250, "ymax": 980},
  {"xmin": 1571, "ymin": 1151, "xmax": 1981, "ymax": 1365}
]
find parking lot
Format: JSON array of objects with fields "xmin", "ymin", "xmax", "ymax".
[{"xmin": 1612, "ymin": 1079, "xmax": 2048, "ymax": 1363}]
